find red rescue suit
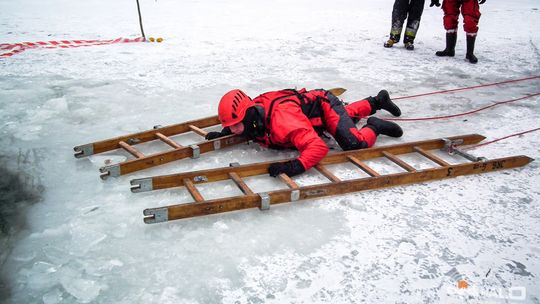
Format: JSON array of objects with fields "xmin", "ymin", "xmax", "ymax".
[
  {"xmin": 442, "ymin": 0, "xmax": 481, "ymax": 34},
  {"xmin": 252, "ymin": 89, "xmax": 376, "ymax": 170}
]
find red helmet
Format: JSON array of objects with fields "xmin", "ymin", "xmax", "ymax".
[{"xmin": 218, "ymin": 89, "xmax": 254, "ymax": 127}]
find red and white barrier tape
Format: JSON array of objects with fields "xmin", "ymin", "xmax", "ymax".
[{"xmin": 0, "ymin": 37, "xmax": 145, "ymax": 57}]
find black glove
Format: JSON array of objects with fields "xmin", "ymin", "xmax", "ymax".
[
  {"xmin": 268, "ymin": 159, "xmax": 305, "ymax": 177},
  {"xmin": 430, "ymin": 0, "xmax": 440, "ymax": 7},
  {"xmin": 205, "ymin": 127, "xmax": 232, "ymax": 140},
  {"xmin": 479, "ymin": 0, "xmax": 486, "ymax": 4}
]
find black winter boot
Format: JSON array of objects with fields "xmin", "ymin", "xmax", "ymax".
[
  {"xmin": 436, "ymin": 32, "xmax": 457, "ymax": 57},
  {"xmin": 369, "ymin": 90, "xmax": 402, "ymax": 117},
  {"xmin": 365, "ymin": 117, "xmax": 403, "ymax": 138},
  {"xmin": 465, "ymin": 35, "xmax": 478, "ymax": 64},
  {"xmin": 404, "ymin": 35, "xmax": 415, "ymax": 50},
  {"xmin": 384, "ymin": 34, "xmax": 400, "ymax": 48}
]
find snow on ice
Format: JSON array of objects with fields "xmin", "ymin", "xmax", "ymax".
[{"xmin": 1, "ymin": 0, "xmax": 539, "ymax": 303}]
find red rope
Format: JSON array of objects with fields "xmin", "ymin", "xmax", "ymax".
[
  {"xmin": 393, "ymin": 75, "xmax": 540, "ymax": 100},
  {"xmin": 385, "ymin": 92, "xmax": 540, "ymax": 122},
  {"xmin": 463, "ymin": 128, "xmax": 540, "ymax": 150},
  {"xmin": 378, "ymin": 76, "xmax": 540, "ymax": 150}
]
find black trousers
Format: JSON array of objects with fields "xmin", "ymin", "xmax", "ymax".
[{"xmin": 390, "ymin": 0, "xmax": 426, "ymax": 41}]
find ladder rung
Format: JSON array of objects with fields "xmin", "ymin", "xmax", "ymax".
[
  {"xmin": 413, "ymin": 146, "xmax": 450, "ymax": 167},
  {"xmin": 347, "ymin": 155, "xmax": 380, "ymax": 177},
  {"xmin": 118, "ymin": 141, "xmax": 145, "ymax": 158},
  {"xmin": 382, "ymin": 151, "xmax": 416, "ymax": 172},
  {"xmin": 315, "ymin": 164, "xmax": 341, "ymax": 182},
  {"xmin": 155, "ymin": 132, "xmax": 183, "ymax": 149},
  {"xmin": 183, "ymin": 178, "xmax": 204, "ymax": 202},
  {"xmin": 189, "ymin": 125, "xmax": 208, "ymax": 137},
  {"xmin": 279, "ymin": 173, "xmax": 299, "ymax": 189},
  {"xmin": 228, "ymin": 172, "xmax": 254, "ymax": 195}
]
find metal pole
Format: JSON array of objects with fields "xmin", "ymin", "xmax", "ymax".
[{"xmin": 136, "ymin": 0, "xmax": 146, "ymax": 39}]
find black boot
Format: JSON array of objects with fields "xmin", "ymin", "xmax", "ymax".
[
  {"xmin": 365, "ymin": 117, "xmax": 403, "ymax": 137},
  {"xmin": 384, "ymin": 34, "xmax": 400, "ymax": 48},
  {"xmin": 436, "ymin": 32, "xmax": 457, "ymax": 57},
  {"xmin": 369, "ymin": 90, "xmax": 402, "ymax": 117},
  {"xmin": 465, "ymin": 35, "xmax": 478, "ymax": 64},
  {"xmin": 403, "ymin": 35, "xmax": 415, "ymax": 50}
]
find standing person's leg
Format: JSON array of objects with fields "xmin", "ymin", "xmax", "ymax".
[
  {"xmin": 385, "ymin": 0, "xmax": 410, "ymax": 47},
  {"xmin": 403, "ymin": 0, "xmax": 426, "ymax": 50},
  {"xmin": 461, "ymin": 0, "xmax": 481, "ymax": 63},
  {"xmin": 436, "ymin": 0, "xmax": 460, "ymax": 57}
]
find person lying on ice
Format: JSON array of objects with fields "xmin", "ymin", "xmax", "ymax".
[{"xmin": 205, "ymin": 88, "xmax": 403, "ymax": 178}]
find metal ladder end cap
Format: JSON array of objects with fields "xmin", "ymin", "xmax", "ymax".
[
  {"xmin": 130, "ymin": 178, "xmax": 153, "ymax": 192},
  {"xmin": 143, "ymin": 208, "xmax": 168, "ymax": 224},
  {"xmin": 73, "ymin": 144, "xmax": 93, "ymax": 158},
  {"xmin": 99, "ymin": 164, "xmax": 120, "ymax": 179}
]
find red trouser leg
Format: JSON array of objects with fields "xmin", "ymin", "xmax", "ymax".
[
  {"xmin": 442, "ymin": 0, "xmax": 460, "ymax": 32},
  {"xmin": 350, "ymin": 127, "xmax": 377, "ymax": 148},
  {"xmin": 321, "ymin": 93, "xmax": 377, "ymax": 150},
  {"xmin": 345, "ymin": 99, "xmax": 373, "ymax": 121},
  {"xmin": 461, "ymin": 0, "xmax": 481, "ymax": 34}
]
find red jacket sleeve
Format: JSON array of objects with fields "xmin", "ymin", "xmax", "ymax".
[{"xmin": 270, "ymin": 104, "xmax": 329, "ymax": 170}]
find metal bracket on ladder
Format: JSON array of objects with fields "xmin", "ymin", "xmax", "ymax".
[
  {"xmin": 190, "ymin": 145, "xmax": 200, "ymax": 159},
  {"xmin": 441, "ymin": 138, "xmax": 488, "ymax": 162},
  {"xmin": 259, "ymin": 193, "xmax": 271, "ymax": 210}
]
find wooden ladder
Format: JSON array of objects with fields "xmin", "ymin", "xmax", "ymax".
[
  {"xmin": 73, "ymin": 88, "xmax": 348, "ymax": 179},
  {"xmin": 130, "ymin": 134, "xmax": 533, "ymax": 224},
  {"xmin": 73, "ymin": 115, "xmax": 246, "ymax": 179}
]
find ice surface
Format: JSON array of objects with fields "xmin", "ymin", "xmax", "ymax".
[{"xmin": 1, "ymin": 0, "xmax": 540, "ymax": 303}]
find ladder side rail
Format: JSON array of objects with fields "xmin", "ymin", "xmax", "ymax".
[
  {"xmin": 135, "ymin": 135, "xmax": 486, "ymax": 189},
  {"xmin": 319, "ymin": 134, "xmax": 486, "ymax": 166},
  {"xmin": 144, "ymin": 155, "xmax": 533, "ymax": 222}
]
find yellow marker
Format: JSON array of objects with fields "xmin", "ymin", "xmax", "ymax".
[{"xmin": 156, "ymin": 37, "xmax": 164, "ymax": 43}]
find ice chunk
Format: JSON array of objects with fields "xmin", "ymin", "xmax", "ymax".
[
  {"xmin": 26, "ymin": 261, "xmax": 59, "ymax": 290},
  {"xmin": 42, "ymin": 288, "xmax": 63, "ymax": 304},
  {"xmin": 43, "ymin": 245, "xmax": 70, "ymax": 265},
  {"xmin": 68, "ymin": 226, "xmax": 107, "ymax": 256},
  {"xmin": 11, "ymin": 244, "xmax": 36, "ymax": 262},
  {"xmin": 44, "ymin": 97, "xmax": 68, "ymax": 112},
  {"xmin": 61, "ymin": 277, "xmax": 101, "ymax": 303}
]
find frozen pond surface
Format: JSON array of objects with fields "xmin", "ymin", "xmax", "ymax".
[{"xmin": 1, "ymin": 0, "xmax": 539, "ymax": 303}]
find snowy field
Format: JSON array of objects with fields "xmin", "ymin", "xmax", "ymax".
[{"xmin": 1, "ymin": 0, "xmax": 540, "ymax": 303}]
